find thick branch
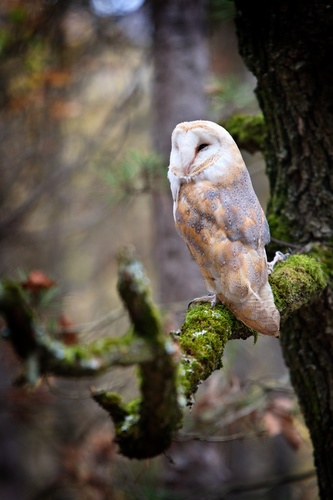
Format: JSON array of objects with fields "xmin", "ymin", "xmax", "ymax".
[
  {"xmin": 178, "ymin": 252, "xmax": 327, "ymax": 397},
  {"xmin": 93, "ymin": 246, "xmax": 182, "ymax": 458}
]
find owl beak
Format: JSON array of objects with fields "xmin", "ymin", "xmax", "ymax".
[{"xmin": 184, "ymin": 163, "xmax": 191, "ymax": 176}]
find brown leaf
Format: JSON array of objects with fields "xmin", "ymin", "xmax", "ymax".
[
  {"xmin": 22, "ymin": 270, "xmax": 56, "ymax": 292},
  {"xmin": 57, "ymin": 315, "xmax": 79, "ymax": 345},
  {"xmin": 44, "ymin": 70, "xmax": 72, "ymax": 88}
]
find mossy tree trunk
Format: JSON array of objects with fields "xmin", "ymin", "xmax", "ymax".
[{"xmin": 234, "ymin": 2, "xmax": 333, "ymax": 497}]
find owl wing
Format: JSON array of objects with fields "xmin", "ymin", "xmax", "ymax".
[
  {"xmin": 216, "ymin": 169, "xmax": 270, "ymax": 251},
  {"xmin": 212, "ymin": 175, "xmax": 279, "ymax": 335},
  {"xmin": 174, "ymin": 173, "xmax": 279, "ymax": 335}
]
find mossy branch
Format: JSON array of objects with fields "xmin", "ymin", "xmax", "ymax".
[
  {"xmin": 220, "ymin": 113, "xmax": 266, "ymax": 153},
  {"xmin": 0, "ymin": 246, "xmax": 328, "ymax": 459},
  {"xmin": 177, "ymin": 251, "xmax": 327, "ymax": 397},
  {"xmin": 0, "ymin": 250, "xmax": 182, "ymax": 459},
  {"xmin": 0, "ymin": 281, "xmax": 155, "ymax": 382},
  {"xmin": 93, "ymin": 246, "xmax": 182, "ymax": 458}
]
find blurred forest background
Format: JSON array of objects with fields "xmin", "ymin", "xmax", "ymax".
[{"xmin": 0, "ymin": 1, "xmax": 318, "ymax": 499}]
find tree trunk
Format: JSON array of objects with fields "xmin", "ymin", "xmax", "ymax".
[
  {"xmin": 234, "ymin": 2, "xmax": 333, "ymax": 497},
  {"xmin": 150, "ymin": 0, "xmax": 209, "ymax": 306}
]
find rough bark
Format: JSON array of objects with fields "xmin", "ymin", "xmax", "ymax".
[
  {"xmin": 150, "ymin": 0, "xmax": 209, "ymax": 306},
  {"xmin": 234, "ymin": 2, "xmax": 333, "ymax": 496}
]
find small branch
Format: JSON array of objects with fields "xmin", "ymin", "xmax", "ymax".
[
  {"xmin": 93, "ymin": 246, "xmax": 182, "ymax": 458},
  {"xmin": 220, "ymin": 469, "xmax": 316, "ymax": 496},
  {"xmin": 0, "ymin": 281, "xmax": 155, "ymax": 379},
  {"xmin": 64, "ymin": 308, "xmax": 125, "ymax": 335},
  {"xmin": 174, "ymin": 430, "xmax": 266, "ymax": 442}
]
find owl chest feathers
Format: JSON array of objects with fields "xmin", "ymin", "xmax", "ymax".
[
  {"xmin": 170, "ymin": 169, "xmax": 269, "ymax": 299},
  {"xmin": 171, "ymin": 167, "xmax": 266, "ymax": 253}
]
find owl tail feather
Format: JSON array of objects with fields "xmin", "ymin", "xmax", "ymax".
[
  {"xmin": 219, "ymin": 283, "xmax": 280, "ymax": 337},
  {"xmin": 231, "ymin": 306, "xmax": 280, "ymax": 337}
]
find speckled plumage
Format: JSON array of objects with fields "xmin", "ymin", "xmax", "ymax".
[{"xmin": 168, "ymin": 120, "xmax": 280, "ymax": 336}]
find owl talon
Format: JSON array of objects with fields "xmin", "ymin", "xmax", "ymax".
[
  {"xmin": 188, "ymin": 294, "xmax": 221, "ymax": 309},
  {"xmin": 268, "ymin": 251, "xmax": 290, "ymax": 275}
]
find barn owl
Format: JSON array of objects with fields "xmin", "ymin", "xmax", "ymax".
[{"xmin": 168, "ymin": 120, "xmax": 280, "ymax": 336}]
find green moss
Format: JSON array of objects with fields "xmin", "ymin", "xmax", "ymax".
[
  {"xmin": 0, "ymin": 29, "xmax": 12, "ymax": 57},
  {"xmin": 126, "ymin": 398, "xmax": 141, "ymax": 415},
  {"xmin": 117, "ymin": 247, "xmax": 162, "ymax": 341},
  {"xmin": 181, "ymin": 305, "xmax": 230, "ymax": 360},
  {"xmin": 180, "ymin": 358, "xmax": 204, "ymax": 397},
  {"xmin": 267, "ymin": 203, "xmax": 293, "ymax": 244},
  {"xmin": 94, "ymin": 387, "xmax": 175, "ymax": 459},
  {"xmin": 294, "ymin": 254, "xmax": 327, "ymax": 288},
  {"xmin": 179, "ymin": 304, "xmax": 231, "ymax": 395},
  {"xmin": 92, "ymin": 391, "xmax": 130, "ymax": 425},
  {"xmin": 269, "ymin": 254, "xmax": 327, "ymax": 321},
  {"xmin": 9, "ymin": 6, "xmax": 28, "ymax": 24},
  {"xmin": 0, "ymin": 280, "xmax": 29, "ymax": 311},
  {"xmin": 94, "ymin": 391, "xmax": 123, "ymax": 409},
  {"xmin": 267, "ymin": 213, "xmax": 288, "ymax": 242},
  {"xmin": 92, "ymin": 392, "xmax": 143, "ymax": 435},
  {"xmin": 307, "ymin": 243, "xmax": 333, "ymax": 283},
  {"xmin": 90, "ymin": 335, "xmax": 131, "ymax": 355},
  {"xmin": 221, "ymin": 113, "xmax": 266, "ymax": 153},
  {"xmin": 253, "ymin": 330, "xmax": 259, "ymax": 344}
]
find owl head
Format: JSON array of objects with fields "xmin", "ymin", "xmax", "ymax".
[{"xmin": 168, "ymin": 120, "xmax": 244, "ymax": 181}]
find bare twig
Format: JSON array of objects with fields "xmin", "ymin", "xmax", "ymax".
[
  {"xmin": 218, "ymin": 469, "xmax": 316, "ymax": 497},
  {"xmin": 174, "ymin": 430, "xmax": 267, "ymax": 442}
]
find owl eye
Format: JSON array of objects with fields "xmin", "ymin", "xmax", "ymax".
[{"xmin": 197, "ymin": 143, "xmax": 209, "ymax": 152}]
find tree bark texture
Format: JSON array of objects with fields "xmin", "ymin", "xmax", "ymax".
[
  {"xmin": 150, "ymin": 0, "xmax": 209, "ymax": 306},
  {"xmin": 234, "ymin": 2, "xmax": 333, "ymax": 497}
]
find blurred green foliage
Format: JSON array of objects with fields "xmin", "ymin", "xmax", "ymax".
[
  {"xmin": 210, "ymin": 76, "xmax": 257, "ymax": 115},
  {"xmin": 221, "ymin": 113, "xmax": 265, "ymax": 153},
  {"xmin": 101, "ymin": 151, "xmax": 165, "ymax": 205},
  {"xmin": 209, "ymin": 0, "xmax": 235, "ymax": 21},
  {"xmin": 0, "ymin": 5, "xmax": 30, "ymax": 58}
]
